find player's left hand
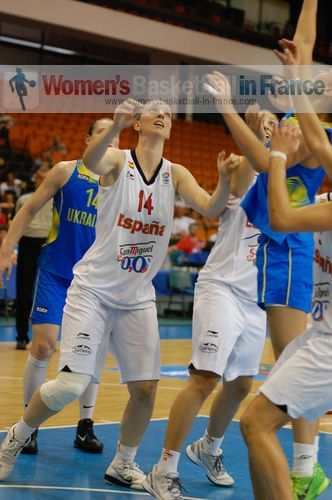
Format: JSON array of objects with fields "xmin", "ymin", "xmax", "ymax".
[
  {"xmin": 113, "ymin": 99, "xmax": 143, "ymax": 131},
  {"xmin": 217, "ymin": 151, "xmax": 240, "ymax": 185}
]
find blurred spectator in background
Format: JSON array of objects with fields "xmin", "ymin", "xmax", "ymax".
[
  {"xmin": 0, "ymin": 157, "xmax": 5, "ymax": 177},
  {"xmin": 171, "ymin": 198, "xmax": 195, "ymax": 242},
  {"xmin": 168, "ymin": 222, "xmax": 206, "ymax": 263},
  {"xmin": 0, "ymin": 192, "xmax": 16, "ymax": 224},
  {"xmin": 0, "ymin": 172, "xmax": 22, "ymax": 198},
  {"xmin": 0, "ymin": 209, "xmax": 7, "ymax": 226},
  {"xmin": 33, "ymin": 151, "xmax": 53, "ymax": 170},
  {"xmin": 0, "ymin": 115, "xmax": 15, "ymax": 159},
  {"xmin": 0, "ymin": 225, "xmax": 7, "ymax": 246},
  {"xmin": 46, "ymin": 135, "xmax": 67, "ymax": 164},
  {"xmin": 15, "ymin": 166, "xmax": 53, "ymax": 350}
]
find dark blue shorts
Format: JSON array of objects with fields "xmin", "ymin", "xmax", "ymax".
[
  {"xmin": 31, "ymin": 269, "xmax": 72, "ymax": 325},
  {"xmin": 256, "ymin": 237, "xmax": 314, "ymax": 313}
]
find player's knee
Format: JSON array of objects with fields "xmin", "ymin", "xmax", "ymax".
[
  {"xmin": 129, "ymin": 381, "xmax": 157, "ymax": 407},
  {"xmin": 189, "ymin": 370, "xmax": 219, "ymax": 399},
  {"xmin": 40, "ymin": 372, "xmax": 91, "ymax": 411},
  {"xmin": 229, "ymin": 376, "xmax": 253, "ymax": 401},
  {"xmin": 240, "ymin": 406, "xmax": 260, "ymax": 443},
  {"xmin": 32, "ymin": 337, "xmax": 56, "ymax": 360}
]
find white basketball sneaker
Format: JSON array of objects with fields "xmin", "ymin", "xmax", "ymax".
[
  {"xmin": 143, "ymin": 464, "xmax": 184, "ymax": 500},
  {"xmin": 104, "ymin": 458, "xmax": 146, "ymax": 490},
  {"xmin": 186, "ymin": 438, "xmax": 234, "ymax": 486},
  {"xmin": 0, "ymin": 424, "xmax": 31, "ymax": 481}
]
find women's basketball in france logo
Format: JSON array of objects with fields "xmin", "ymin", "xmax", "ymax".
[{"xmin": 4, "ymin": 68, "xmax": 39, "ymax": 111}]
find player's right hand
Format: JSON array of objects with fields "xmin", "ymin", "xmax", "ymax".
[
  {"xmin": 270, "ymin": 119, "xmax": 301, "ymax": 157},
  {"xmin": 113, "ymin": 99, "xmax": 143, "ymax": 131},
  {"xmin": 205, "ymin": 71, "xmax": 233, "ymax": 112},
  {"xmin": 245, "ymin": 105, "xmax": 267, "ymax": 143},
  {"xmin": 274, "ymin": 39, "xmax": 300, "ymax": 67}
]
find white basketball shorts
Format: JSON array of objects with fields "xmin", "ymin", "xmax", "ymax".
[
  {"xmin": 260, "ymin": 325, "xmax": 332, "ymax": 423},
  {"xmin": 190, "ymin": 281, "xmax": 266, "ymax": 380},
  {"xmin": 58, "ymin": 281, "xmax": 160, "ymax": 383}
]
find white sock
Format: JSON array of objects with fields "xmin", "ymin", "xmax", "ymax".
[
  {"xmin": 79, "ymin": 382, "xmax": 99, "ymax": 420},
  {"xmin": 114, "ymin": 441, "xmax": 138, "ymax": 462},
  {"xmin": 201, "ymin": 429, "xmax": 224, "ymax": 455},
  {"xmin": 23, "ymin": 355, "xmax": 49, "ymax": 409},
  {"xmin": 14, "ymin": 417, "xmax": 36, "ymax": 442},
  {"xmin": 157, "ymin": 448, "xmax": 181, "ymax": 474},
  {"xmin": 293, "ymin": 443, "xmax": 315, "ymax": 476},
  {"xmin": 314, "ymin": 435, "xmax": 320, "ymax": 464}
]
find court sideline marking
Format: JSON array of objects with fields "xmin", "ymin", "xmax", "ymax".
[{"xmin": 0, "ymin": 484, "xmax": 205, "ymax": 499}]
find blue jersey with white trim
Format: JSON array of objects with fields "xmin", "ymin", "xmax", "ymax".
[
  {"xmin": 38, "ymin": 160, "xmax": 99, "ymax": 279},
  {"xmin": 241, "ymin": 114, "xmax": 332, "ymax": 248}
]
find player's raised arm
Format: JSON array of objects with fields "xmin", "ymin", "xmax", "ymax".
[
  {"xmin": 268, "ymin": 121, "xmax": 332, "ymax": 233},
  {"xmin": 82, "ymin": 99, "xmax": 142, "ymax": 176},
  {"xmin": 0, "ymin": 163, "xmax": 67, "ymax": 283},
  {"xmin": 293, "ymin": 0, "xmax": 317, "ymax": 66},
  {"xmin": 205, "ymin": 72, "xmax": 311, "ymax": 171},
  {"xmin": 275, "ymin": 38, "xmax": 332, "ymax": 178}
]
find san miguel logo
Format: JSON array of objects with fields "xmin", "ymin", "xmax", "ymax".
[{"xmin": 117, "ymin": 241, "xmax": 155, "ymax": 274}]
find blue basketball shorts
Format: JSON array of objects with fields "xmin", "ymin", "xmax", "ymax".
[
  {"xmin": 31, "ymin": 268, "xmax": 72, "ymax": 325},
  {"xmin": 256, "ymin": 237, "xmax": 314, "ymax": 313}
]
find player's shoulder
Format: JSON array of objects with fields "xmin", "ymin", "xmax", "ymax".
[
  {"xmin": 170, "ymin": 162, "xmax": 187, "ymax": 175},
  {"xmin": 45, "ymin": 160, "xmax": 77, "ymax": 188},
  {"xmin": 52, "ymin": 159, "xmax": 77, "ymax": 173}
]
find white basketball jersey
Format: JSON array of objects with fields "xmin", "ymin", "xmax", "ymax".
[
  {"xmin": 312, "ymin": 193, "xmax": 332, "ymax": 333},
  {"xmin": 73, "ymin": 149, "xmax": 175, "ymax": 308},
  {"xmin": 198, "ymin": 191, "xmax": 260, "ymax": 302}
]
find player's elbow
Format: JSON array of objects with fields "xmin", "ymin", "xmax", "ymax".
[
  {"xmin": 270, "ymin": 221, "xmax": 288, "ymax": 232},
  {"xmin": 269, "ymin": 212, "xmax": 289, "ymax": 233},
  {"xmin": 310, "ymin": 139, "xmax": 327, "ymax": 159},
  {"xmin": 230, "ymin": 184, "xmax": 245, "ymax": 199}
]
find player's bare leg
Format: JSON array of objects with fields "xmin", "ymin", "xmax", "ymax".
[{"xmin": 241, "ymin": 393, "xmax": 293, "ymax": 500}]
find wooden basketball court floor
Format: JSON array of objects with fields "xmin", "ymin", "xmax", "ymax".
[{"xmin": 0, "ymin": 320, "xmax": 331, "ymax": 499}]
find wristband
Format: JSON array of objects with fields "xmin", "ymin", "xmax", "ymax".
[{"xmin": 269, "ymin": 151, "xmax": 287, "ymax": 162}]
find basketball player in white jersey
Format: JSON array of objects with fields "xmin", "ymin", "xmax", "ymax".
[
  {"xmin": 0, "ymin": 99, "xmax": 232, "ymax": 489},
  {"xmin": 240, "ymin": 97, "xmax": 332, "ymax": 497},
  {"xmin": 143, "ymin": 115, "xmax": 279, "ymax": 499},
  {"xmin": 0, "ymin": 119, "xmax": 118, "ymax": 455}
]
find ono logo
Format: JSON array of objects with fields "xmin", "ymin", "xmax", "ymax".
[{"xmin": 120, "ymin": 255, "xmax": 151, "ymax": 273}]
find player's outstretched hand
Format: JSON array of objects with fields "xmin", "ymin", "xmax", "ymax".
[
  {"xmin": 245, "ymin": 104, "xmax": 268, "ymax": 143},
  {"xmin": 217, "ymin": 151, "xmax": 240, "ymax": 185},
  {"xmin": 113, "ymin": 99, "xmax": 143, "ymax": 131},
  {"xmin": 270, "ymin": 119, "xmax": 301, "ymax": 157},
  {"xmin": 205, "ymin": 71, "xmax": 232, "ymax": 112},
  {"xmin": 274, "ymin": 39, "xmax": 300, "ymax": 81}
]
